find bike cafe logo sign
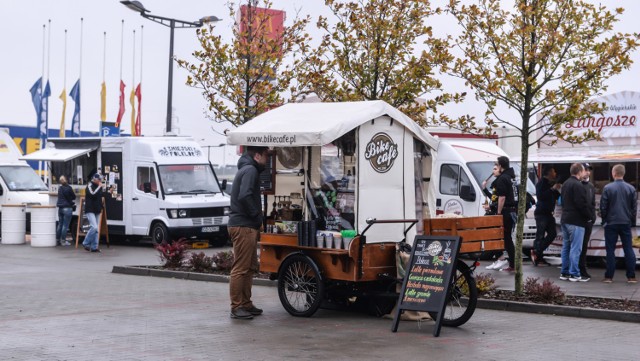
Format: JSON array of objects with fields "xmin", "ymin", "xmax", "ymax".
[{"xmin": 364, "ymin": 132, "xmax": 399, "ymax": 173}]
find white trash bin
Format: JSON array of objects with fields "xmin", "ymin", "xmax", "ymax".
[
  {"xmin": 1, "ymin": 204, "xmax": 26, "ymax": 245},
  {"xmin": 30, "ymin": 205, "xmax": 57, "ymax": 247}
]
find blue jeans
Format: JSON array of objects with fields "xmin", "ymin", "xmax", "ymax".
[
  {"xmin": 56, "ymin": 207, "xmax": 73, "ymax": 243},
  {"xmin": 560, "ymin": 223, "xmax": 584, "ymax": 276},
  {"xmin": 604, "ymin": 224, "xmax": 637, "ymax": 279},
  {"xmin": 82, "ymin": 212, "xmax": 100, "ymax": 250}
]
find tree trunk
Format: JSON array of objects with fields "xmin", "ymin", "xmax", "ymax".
[{"xmin": 514, "ymin": 123, "xmax": 530, "ymax": 295}]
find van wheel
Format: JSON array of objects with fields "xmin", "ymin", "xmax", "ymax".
[{"xmin": 151, "ymin": 222, "xmax": 170, "ymax": 245}]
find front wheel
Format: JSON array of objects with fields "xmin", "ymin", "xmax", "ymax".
[
  {"xmin": 428, "ymin": 260, "xmax": 477, "ymax": 327},
  {"xmin": 277, "ymin": 254, "xmax": 324, "ymax": 317},
  {"xmin": 150, "ymin": 222, "xmax": 170, "ymax": 245}
]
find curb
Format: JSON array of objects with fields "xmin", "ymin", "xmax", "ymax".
[
  {"xmin": 112, "ymin": 266, "xmax": 640, "ymax": 323},
  {"xmin": 112, "ymin": 265, "xmax": 277, "ymax": 287}
]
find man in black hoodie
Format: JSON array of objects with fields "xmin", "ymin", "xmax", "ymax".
[
  {"xmin": 493, "ymin": 156, "xmax": 517, "ymax": 272},
  {"xmin": 559, "ymin": 163, "xmax": 592, "ymax": 282},
  {"xmin": 228, "ymin": 146, "xmax": 269, "ymax": 320}
]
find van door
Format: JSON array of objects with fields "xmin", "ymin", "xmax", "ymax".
[
  {"xmin": 131, "ymin": 164, "xmax": 159, "ymax": 235},
  {"xmin": 435, "ymin": 163, "xmax": 477, "ymax": 216}
]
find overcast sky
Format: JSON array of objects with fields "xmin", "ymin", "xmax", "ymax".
[{"xmin": 1, "ymin": 0, "xmax": 638, "ymax": 164}]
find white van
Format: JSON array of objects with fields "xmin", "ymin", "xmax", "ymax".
[
  {"xmin": 0, "ymin": 128, "xmax": 48, "ymax": 231},
  {"xmin": 426, "ymin": 139, "xmax": 537, "ymax": 252},
  {"xmin": 22, "ymin": 136, "xmax": 230, "ymax": 246}
]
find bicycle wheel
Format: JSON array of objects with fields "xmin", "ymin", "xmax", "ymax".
[
  {"xmin": 277, "ymin": 254, "xmax": 324, "ymax": 317},
  {"xmin": 428, "ymin": 260, "xmax": 477, "ymax": 327}
]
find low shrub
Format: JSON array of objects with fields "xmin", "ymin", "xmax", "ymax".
[
  {"xmin": 155, "ymin": 239, "xmax": 189, "ymax": 268},
  {"xmin": 186, "ymin": 252, "xmax": 215, "ymax": 273},
  {"xmin": 524, "ymin": 277, "xmax": 566, "ymax": 303},
  {"xmin": 213, "ymin": 250, "xmax": 235, "ymax": 271},
  {"xmin": 474, "ymin": 273, "xmax": 498, "ymax": 295}
]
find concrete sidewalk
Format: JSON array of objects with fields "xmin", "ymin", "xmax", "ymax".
[{"xmin": 1, "ymin": 244, "xmax": 638, "ymax": 360}]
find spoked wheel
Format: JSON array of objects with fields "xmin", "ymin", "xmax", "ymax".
[
  {"xmin": 429, "ymin": 260, "xmax": 477, "ymax": 327},
  {"xmin": 277, "ymin": 254, "xmax": 324, "ymax": 317}
]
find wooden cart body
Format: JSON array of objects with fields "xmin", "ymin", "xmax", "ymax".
[{"xmin": 260, "ymin": 215, "xmax": 504, "ymax": 281}]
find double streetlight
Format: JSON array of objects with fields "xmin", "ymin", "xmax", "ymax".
[{"xmin": 121, "ymin": 1, "xmax": 221, "ymax": 134}]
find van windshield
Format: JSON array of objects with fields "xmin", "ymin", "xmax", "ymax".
[
  {"xmin": 467, "ymin": 162, "xmax": 536, "ymax": 196},
  {"xmin": 158, "ymin": 164, "xmax": 221, "ymax": 195},
  {"xmin": 0, "ymin": 166, "xmax": 48, "ymax": 191}
]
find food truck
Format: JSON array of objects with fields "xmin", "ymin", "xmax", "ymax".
[
  {"xmin": 21, "ymin": 136, "xmax": 230, "ymax": 246},
  {"xmin": 529, "ymin": 90, "xmax": 640, "ymax": 262},
  {"xmin": 226, "ymin": 100, "xmax": 505, "ymax": 325}
]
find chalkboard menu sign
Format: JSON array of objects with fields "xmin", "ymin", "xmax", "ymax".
[
  {"xmin": 260, "ymin": 154, "xmax": 276, "ymax": 195},
  {"xmin": 391, "ymin": 235, "xmax": 461, "ymax": 337}
]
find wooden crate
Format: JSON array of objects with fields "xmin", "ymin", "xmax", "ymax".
[{"xmin": 424, "ymin": 216, "xmax": 504, "ymax": 254}]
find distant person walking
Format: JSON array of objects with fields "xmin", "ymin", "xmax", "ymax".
[
  {"xmin": 82, "ymin": 173, "xmax": 104, "ymax": 253},
  {"xmin": 578, "ymin": 164, "xmax": 596, "ymax": 281},
  {"xmin": 559, "ymin": 163, "xmax": 592, "ymax": 282},
  {"xmin": 600, "ymin": 164, "xmax": 637, "ymax": 284},
  {"xmin": 531, "ymin": 166, "xmax": 561, "ymax": 266},
  {"xmin": 228, "ymin": 146, "xmax": 270, "ymax": 320},
  {"xmin": 55, "ymin": 175, "xmax": 76, "ymax": 246}
]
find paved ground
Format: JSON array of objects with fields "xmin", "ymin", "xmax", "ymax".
[{"xmin": 1, "ymin": 243, "xmax": 638, "ymax": 361}]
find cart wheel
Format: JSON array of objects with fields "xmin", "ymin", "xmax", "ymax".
[
  {"xmin": 428, "ymin": 260, "xmax": 477, "ymax": 327},
  {"xmin": 277, "ymin": 254, "xmax": 324, "ymax": 317}
]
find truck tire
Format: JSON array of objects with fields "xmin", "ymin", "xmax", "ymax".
[{"xmin": 150, "ymin": 222, "xmax": 170, "ymax": 245}]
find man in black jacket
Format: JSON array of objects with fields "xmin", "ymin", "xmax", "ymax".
[
  {"xmin": 228, "ymin": 146, "xmax": 269, "ymax": 320},
  {"xmin": 493, "ymin": 156, "xmax": 517, "ymax": 272},
  {"xmin": 82, "ymin": 173, "xmax": 104, "ymax": 253},
  {"xmin": 532, "ymin": 166, "xmax": 561, "ymax": 266},
  {"xmin": 559, "ymin": 163, "xmax": 592, "ymax": 282}
]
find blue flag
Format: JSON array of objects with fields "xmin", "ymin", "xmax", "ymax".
[
  {"xmin": 29, "ymin": 77, "xmax": 43, "ymax": 138},
  {"xmin": 70, "ymin": 79, "xmax": 81, "ymax": 137},
  {"xmin": 40, "ymin": 80, "xmax": 51, "ymax": 147}
]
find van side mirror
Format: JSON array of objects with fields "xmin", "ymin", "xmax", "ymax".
[
  {"xmin": 221, "ymin": 179, "xmax": 227, "ymax": 191},
  {"xmin": 143, "ymin": 182, "xmax": 152, "ymax": 193},
  {"xmin": 460, "ymin": 185, "xmax": 476, "ymax": 202}
]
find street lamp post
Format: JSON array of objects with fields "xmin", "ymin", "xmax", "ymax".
[{"xmin": 120, "ymin": 1, "xmax": 220, "ymax": 134}]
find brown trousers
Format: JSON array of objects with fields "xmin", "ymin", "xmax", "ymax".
[{"xmin": 228, "ymin": 226, "xmax": 260, "ymax": 311}]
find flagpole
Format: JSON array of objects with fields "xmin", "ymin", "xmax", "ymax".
[
  {"xmin": 39, "ymin": 23, "xmax": 45, "ymax": 178},
  {"xmin": 78, "ymin": 17, "xmax": 84, "ymax": 137},
  {"xmin": 44, "ymin": 19, "xmax": 52, "ymax": 182},
  {"xmin": 101, "ymin": 31, "xmax": 107, "ymax": 123},
  {"xmin": 60, "ymin": 29, "xmax": 67, "ymax": 138},
  {"xmin": 115, "ymin": 19, "xmax": 126, "ymax": 130},
  {"xmin": 138, "ymin": 25, "xmax": 143, "ymax": 136},
  {"xmin": 131, "ymin": 29, "xmax": 136, "ymax": 136},
  {"xmin": 120, "ymin": 19, "xmax": 124, "ymax": 83}
]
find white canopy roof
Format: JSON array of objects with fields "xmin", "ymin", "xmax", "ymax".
[
  {"xmin": 226, "ymin": 100, "xmax": 438, "ymax": 148},
  {"xmin": 520, "ymin": 146, "xmax": 640, "ymax": 163},
  {"xmin": 20, "ymin": 147, "xmax": 95, "ymax": 162}
]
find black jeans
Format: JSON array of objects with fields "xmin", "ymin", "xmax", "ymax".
[
  {"xmin": 534, "ymin": 213, "xmax": 556, "ymax": 260},
  {"xmin": 503, "ymin": 211, "xmax": 517, "ymax": 268},
  {"xmin": 579, "ymin": 222, "xmax": 593, "ymax": 276}
]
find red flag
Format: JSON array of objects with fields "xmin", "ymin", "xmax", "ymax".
[
  {"xmin": 135, "ymin": 83, "xmax": 141, "ymax": 136},
  {"xmin": 115, "ymin": 80, "xmax": 126, "ymax": 128}
]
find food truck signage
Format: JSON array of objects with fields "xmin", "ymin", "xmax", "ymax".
[
  {"xmin": 392, "ymin": 235, "xmax": 461, "ymax": 337},
  {"xmin": 364, "ymin": 132, "xmax": 399, "ymax": 173},
  {"xmin": 158, "ymin": 146, "xmax": 203, "ymax": 157}
]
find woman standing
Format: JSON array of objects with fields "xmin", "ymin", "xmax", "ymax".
[{"xmin": 56, "ymin": 176, "xmax": 76, "ymax": 246}]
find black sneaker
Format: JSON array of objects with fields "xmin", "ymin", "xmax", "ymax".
[
  {"xmin": 568, "ymin": 275, "xmax": 581, "ymax": 282},
  {"xmin": 577, "ymin": 275, "xmax": 590, "ymax": 282},
  {"xmin": 90, "ymin": 249, "xmax": 101, "ymax": 253},
  {"xmin": 230, "ymin": 308, "xmax": 254, "ymax": 320},
  {"xmin": 245, "ymin": 305, "xmax": 263, "ymax": 316},
  {"xmin": 559, "ymin": 274, "xmax": 570, "ymax": 281},
  {"xmin": 83, "ymin": 246, "xmax": 91, "ymax": 252}
]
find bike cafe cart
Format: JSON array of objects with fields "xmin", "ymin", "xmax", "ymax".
[{"xmin": 226, "ymin": 100, "xmax": 504, "ymax": 326}]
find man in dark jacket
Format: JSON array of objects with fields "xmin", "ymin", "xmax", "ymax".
[
  {"xmin": 56, "ymin": 175, "xmax": 76, "ymax": 246},
  {"xmin": 532, "ymin": 166, "xmax": 561, "ymax": 266},
  {"xmin": 559, "ymin": 163, "xmax": 592, "ymax": 282},
  {"xmin": 600, "ymin": 164, "xmax": 637, "ymax": 283},
  {"xmin": 82, "ymin": 173, "xmax": 104, "ymax": 253},
  {"xmin": 578, "ymin": 163, "xmax": 596, "ymax": 280},
  {"xmin": 493, "ymin": 156, "xmax": 517, "ymax": 272},
  {"xmin": 228, "ymin": 146, "xmax": 269, "ymax": 320}
]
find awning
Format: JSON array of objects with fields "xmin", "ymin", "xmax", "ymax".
[
  {"xmin": 520, "ymin": 146, "xmax": 640, "ymax": 164},
  {"xmin": 226, "ymin": 100, "xmax": 438, "ymax": 149},
  {"xmin": 20, "ymin": 147, "xmax": 96, "ymax": 162}
]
